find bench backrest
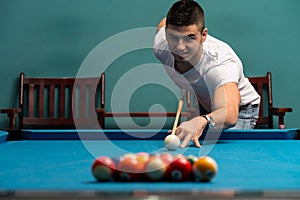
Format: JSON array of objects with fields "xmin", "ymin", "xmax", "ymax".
[
  {"xmin": 248, "ymin": 72, "xmax": 273, "ymax": 128},
  {"xmin": 19, "ymin": 72, "xmax": 104, "ymax": 129}
]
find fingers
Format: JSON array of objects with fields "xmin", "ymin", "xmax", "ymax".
[
  {"xmin": 177, "ymin": 128, "xmax": 202, "ymax": 148},
  {"xmin": 180, "ymin": 134, "xmax": 201, "ymax": 148},
  {"xmin": 175, "ymin": 127, "xmax": 182, "ymax": 134},
  {"xmin": 167, "ymin": 127, "xmax": 181, "ymax": 135},
  {"xmin": 179, "ymin": 134, "xmax": 193, "ymax": 148},
  {"xmin": 175, "ymin": 127, "xmax": 183, "ymax": 138},
  {"xmin": 193, "ymin": 131, "xmax": 202, "ymax": 147},
  {"xmin": 175, "ymin": 127, "xmax": 190, "ymax": 147},
  {"xmin": 171, "ymin": 125, "xmax": 203, "ymax": 148},
  {"xmin": 193, "ymin": 137, "xmax": 202, "ymax": 148}
]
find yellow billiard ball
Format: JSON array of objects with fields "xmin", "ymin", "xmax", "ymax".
[{"xmin": 193, "ymin": 156, "xmax": 218, "ymax": 182}]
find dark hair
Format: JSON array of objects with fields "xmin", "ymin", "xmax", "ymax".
[{"xmin": 166, "ymin": 0, "xmax": 205, "ymax": 31}]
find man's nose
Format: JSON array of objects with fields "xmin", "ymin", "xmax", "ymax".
[{"xmin": 175, "ymin": 39, "xmax": 186, "ymax": 51}]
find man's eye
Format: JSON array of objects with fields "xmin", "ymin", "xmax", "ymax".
[
  {"xmin": 168, "ymin": 35, "xmax": 178, "ymax": 41},
  {"xmin": 183, "ymin": 36, "xmax": 194, "ymax": 43}
]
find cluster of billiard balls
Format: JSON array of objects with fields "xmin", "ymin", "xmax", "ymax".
[{"xmin": 92, "ymin": 153, "xmax": 218, "ymax": 182}]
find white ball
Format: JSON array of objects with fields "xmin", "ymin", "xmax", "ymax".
[{"xmin": 164, "ymin": 134, "xmax": 180, "ymax": 151}]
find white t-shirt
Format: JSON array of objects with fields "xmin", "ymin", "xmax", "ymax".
[{"xmin": 154, "ymin": 27, "xmax": 260, "ymax": 112}]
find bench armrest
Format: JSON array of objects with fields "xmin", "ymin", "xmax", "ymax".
[
  {"xmin": 270, "ymin": 107, "xmax": 293, "ymax": 129},
  {"xmin": 1, "ymin": 108, "xmax": 22, "ymax": 130}
]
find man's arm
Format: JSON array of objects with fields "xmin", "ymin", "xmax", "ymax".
[
  {"xmin": 208, "ymin": 82, "xmax": 240, "ymax": 129},
  {"xmin": 156, "ymin": 18, "xmax": 166, "ymax": 33},
  {"xmin": 177, "ymin": 82, "xmax": 240, "ymax": 147}
]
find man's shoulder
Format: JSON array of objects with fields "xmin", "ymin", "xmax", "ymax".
[
  {"xmin": 205, "ymin": 35, "xmax": 231, "ymax": 49},
  {"xmin": 203, "ymin": 35, "xmax": 236, "ymax": 59},
  {"xmin": 154, "ymin": 26, "xmax": 168, "ymax": 49},
  {"xmin": 154, "ymin": 26, "xmax": 173, "ymax": 66}
]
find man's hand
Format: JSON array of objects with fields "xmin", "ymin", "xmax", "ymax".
[
  {"xmin": 156, "ymin": 18, "xmax": 166, "ymax": 33},
  {"xmin": 175, "ymin": 116, "xmax": 207, "ymax": 148}
]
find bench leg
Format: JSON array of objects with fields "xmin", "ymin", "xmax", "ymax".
[{"xmin": 278, "ymin": 113, "xmax": 285, "ymax": 129}]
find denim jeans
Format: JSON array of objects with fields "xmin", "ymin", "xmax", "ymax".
[{"xmin": 230, "ymin": 104, "xmax": 260, "ymax": 129}]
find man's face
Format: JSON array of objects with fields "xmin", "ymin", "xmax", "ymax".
[{"xmin": 166, "ymin": 24, "xmax": 207, "ymax": 65}]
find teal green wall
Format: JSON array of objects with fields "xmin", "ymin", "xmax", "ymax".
[{"xmin": 0, "ymin": 0, "xmax": 299, "ymax": 129}]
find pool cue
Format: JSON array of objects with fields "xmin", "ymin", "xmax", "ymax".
[{"xmin": 171, "ymin": 89, "xmax": 185, "ymax": 135}]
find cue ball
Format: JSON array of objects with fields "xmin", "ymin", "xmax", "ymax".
[
  {"xmin": 193, "ymin": 156, "xmax": 218, "ymax": 182},
  {"xmin": 92, "ymin": 156, "xmax": 116, "ymax": 182},
  {"xmin": 164, "ymin": 134, "xmax": 180, "ymax": 151}
]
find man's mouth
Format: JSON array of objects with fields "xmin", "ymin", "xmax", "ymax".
[{"xmin": 174, "ymin": 52, "xmax": 189, "ymax": 59}]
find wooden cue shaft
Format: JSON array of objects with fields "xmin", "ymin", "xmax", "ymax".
[{"xmin": 171, "ymin": 99, "xmax": 184, "ymax": 135}]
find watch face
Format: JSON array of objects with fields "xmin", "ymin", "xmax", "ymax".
[
  {"xmin": 211, "ymin": 117, "xmax": 216, "ymax": 126},
  {"xmin": 208, "ymin": 116, "xmax": 215, "ymax": 128}
]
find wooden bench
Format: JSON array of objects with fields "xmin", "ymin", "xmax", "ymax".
[{"xmin": 248, "ymin": 72, "xmax": 292, "ymax": 129}]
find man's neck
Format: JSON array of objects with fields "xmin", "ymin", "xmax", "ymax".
[
  {"xmin": 174, "ymin": 60, "xmax": 194, "ymax": 74},
  {"xmin": 174, "ymin": 45, "xmax": 203, "ymax": 74}
]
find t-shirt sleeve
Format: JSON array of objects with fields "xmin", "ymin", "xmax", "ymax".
[
  {"xmin": 153, "ymin": 27, "xmax": 173, "ymax": 66},
  {"xmin": 204, "ymin": 47, "xmax": 243, "ymax": 91}
]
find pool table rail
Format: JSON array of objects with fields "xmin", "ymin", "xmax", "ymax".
[{"xmin": 17, "ymin": 128, "xmax": 299, "ymax": 141}]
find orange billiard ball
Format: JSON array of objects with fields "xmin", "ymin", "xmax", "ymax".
[
  {"xmin": 136, "ymin": 152, "xmax": 150, "ymax": 178},
  {"xmin": 117, "ymin": 156, "xmax": 144, "ymax": 181},
  {"xmin": 136, "ymin": 152, "xmax": 150, "ymax": 164},
  {"xmin": 160, "ymin": 152, "xmax": 174, "ymax": 165},
  {"xmin": 193, "ymin": 156, "xmax": 218, "ymax": 182},
  {"xmin": 122, "ymin": 153, "xmax": 137, "ymax": 160},
  {"xmin": 91, "ymin": 156, "xmax": 116, "ymax": 182}
]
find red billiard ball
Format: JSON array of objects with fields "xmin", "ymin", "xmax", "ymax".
[
  {"xmin": 166, "ymin": 154, "xmax": 192, "ymax": 182},
  {"xmin": 193, "ymin": 156, "xmax": 218, "ymax": 182},
  {"xmin": 144, "ymin": 156, "xmax": 167, "ymax": 181},
  {"xmin": 91, "ymin": 156, "xmax": 116, "ymax": 182}
]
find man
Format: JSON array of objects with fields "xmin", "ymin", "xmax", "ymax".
[{"xmin": 154, "ymin": 0, "xmax": 260, "ymax": 148}]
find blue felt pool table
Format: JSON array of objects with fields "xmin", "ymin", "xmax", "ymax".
[{"xmin": 0, "ymin": 128, "xmax": 300, "ymax": 200}]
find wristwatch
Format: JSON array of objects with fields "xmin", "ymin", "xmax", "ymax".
[{"xmin": 203, "ymin": 115, "xmax": 216, "ymax": 129}]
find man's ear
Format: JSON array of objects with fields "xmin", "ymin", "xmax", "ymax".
[{"xmin": 201, "ymin": 28, "xmax": 208, "ymax": 42}]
